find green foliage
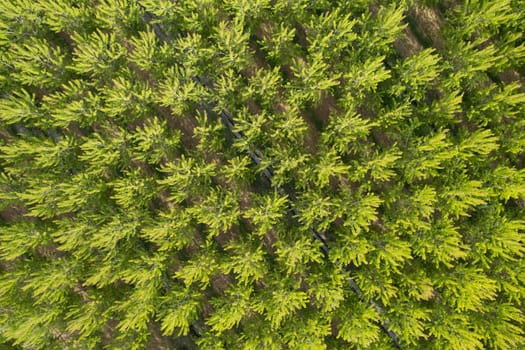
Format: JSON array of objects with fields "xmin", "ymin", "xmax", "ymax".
[
  {"xmin": 189, "ymin": 187, "xmax": 240, "ymax": 237},
  {"xmin": 157, "ymin": 66, "xmax": 209, "ymax": 115},
  {"xmin": 70, "ymin": 29, "xmax": 127, "ymax": 77},
  {"xmin": 158, "ymin": 285, "xmax": 202, "ymax": 336},
  {"xmin": 392, "ymin": 48, "xmax": 442, "ymax": 100},
  {"xmin": 224, "ymin": 240, "xmax": 267, "ymax": 285},
  {"xmin": 307, "ymin": 8, "xmax": 357, "ymax": 60},
  {"xmin": 36, "ymin": 0, "xmax": 96, "ymax": 34},
  {"xmin": 132, "ymin": 117, "xmax": 180, "ymax": 164},
  {"xmin": 8, "ymin": 38, "xmax": 69, "ymax": 88},
  {"xmin": 321, "ymin": 110, "xmax": 376, "ymax": 155},
  {"xmin": 243, "ymin": 192, "xmax": 288, "ymax": 236},
  {"xmin": 140, "ymin": 208, "xmax": 195, "ymax": 251},
  {"xmin": 253, "ymin": 274, "xmax": 309, "ymax": 329},
  {"xmin": 206, "ymin": 284, "xmax": 253, "ymax": 333},
  {"xmin": 157, "ymin": 154, "xmax": 216, "ymax": 202},
  {"xmin": 258, "ymin": 22, "xmax": 297, "ymax": 63},
  {"xmin": 360, "ymin": 4, "xmax": 407, "ymax": 55},
  {"xmin": 289, "ymin": 52, "xmax": 341, "ymax": 105},
  {"xmin": 343, "ymin": 56, "xmax": 391, "ymax": 100},
  {"xmin": 0, "ymin": 90, "xmax": 39, "ymax": 126},
  {"xmin": 101, "ymin": 75, "xmax": 154, "ymax": 122},
  {"xmin": 0, "ymin": 0, "xmax": 524, "ymax": 349},
  {"xmin": 174, "ymin": 241, "xmax": 219, "ymax": 289},
  {"xmin": 412, "ymin": 217, "xmax": 469, "ymax": 267},
  {"xmin": 336, "ymin": 298, "xmax": 381, "ymax": 348},
  {"xmin": 306, "ymin": 266, "xmax": 346, "ymax": 312},
  {"xmin": 213, "ymin": 19, "xmax": 251, "ymax": 70},
  {"xmin": 275, "ymin": 235, "xmax": 323, "ymax": 275}
]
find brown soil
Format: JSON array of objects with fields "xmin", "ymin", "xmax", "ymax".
[
  {"xmin": 101, "ymin": 319, "xmax": 118, "ymax": 347},
  {"xmin": 294, "ymin": 23, "xmax": 309, "ymax": 50},
  {"xmin": 0, "ymin": 128, "xmax": 13, "ymax": 142},
  {"xmin": 497, "ymin": 69, "xmax": 525, "ymax": 89},
  {"xmin": 408, "ymin": 6, "xmax": 446, "ymax": 51},
  {"xmin": 210, "ymin": 273, "xmax": 233, "ymax": 296},
  {"xmin": 157, "ymin": 106, "xmax": 199, "ymax": 150},
  {"xmin": 0, "ymin": 205, "xmax": 26, "ymax": 222},
  {"xmin": 394, "ymin": 26, "xmax": 425, "ymax": 58},
  {"xmin": 145, "ymin": 321, "xmax": 174, "ymax": 350},
  {"xmin": 255, "ymin": 22, "xmax": 272, "ymax": 41},
  {"xmin": 36, "ymin": 243, "xmax": 66, "ymax": 259},
  {"xmin": 313, "ymin": 92, "xmax": 338, "ymax": 128}
]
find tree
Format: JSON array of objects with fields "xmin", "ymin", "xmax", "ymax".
[
  {"xmin": 306, "ymin": 9, "xmax": 357, "ymax": 62},
  {"xmin": 281, "ymin": 312, "xmax": 331, "ymax": 349},
  {"xmin": 213, "ymin": 19, "xmax": 251, "ymax": 70},
  {"xmin": 426, "ymin": 306, "xmax": 484, "ymax": 350},
  {"xmin": 257, "ymin": 22, "xmax": 298, "ymax": 65},
  {"xmin": 140, "ymin": 208, "xmax": 195, "ymax": 252},
  {"xmin": 253, "ymin": 272, "xmax": 309, "ymax": 329},
  {"xmin": 223, "ymin": 240, "xmax": 268, "ymax": 285},
  {"xmin": 174, "ymin": 241, "xmax": 219, "ymax": 289},
  {"xmin": 288, "ymin": 52, "xmax": 341, "ymax": 106},
  {"xmin": 132, "ymin": 116, "xmax": 181, "ymax": 165},
  {"xmin": 69, "ymin": 29, "xmax": 127, "ymax": 78},
  {"xmin": 435, "ymin": 265, "xmax": 497, "ymax": 312},
  {"xmin": 188, "ymin": 187, "xmax": 240, "ymax": 237},
  {"xmin": 101, "ymin": 73, "xmax": 154, "ymax": 123},
  {"xmin": 43, "ymin": 79, "xmax": 105, "ymax": 127},
  {"xmin": 157, "ymin": 154, "xmax": 216, "ymax": 203},
  {"xmin": 335, "ymin": 295, "xmax": 382, "ymax": 349},
  {"xmin": 358, "ymin": 5, "xmax": 406, "ymax": 56},
  {"xmin": 37, "ymin": 0, "xmax": 96, "ymax": 34},
  {"xmin": 306, "ymin": 264, "xmax": 346, "ymax": 313},
  {"xmin": 206, "ymin": 284, "xmax": 253, "ymax": 334},
  {"xmin": 110, "ymin": 169, "xmax": 157, "ymax": 210},
  {"xmin": 306, "ymin": 150, "xmax": 349, "ymax": 189},
  {"xmin": 243, "ymin": 67, "xmax": 282, "ymax": 108},
  {"xmin": 343, "ymin": 55, "xmax": 391, "ymax": 100},
  {"xmin": 274, "ymin": 235, "xmax": 323, "ymax": 276},
  {"xmin": 321, "ymin": 110, "xmax": 375, "ymax": 155},
  {"xmin": 386, "ymin": 298, "xmax": 430, "ymax": 347},
  {"xmin": 1, "ymin": 0, "xmax": 524, "ymax": 348},
  {"xmin": 8, "ymin": 37, "xmax": 69, "ymax": 88},
  {"xmin": 411, "ymin": 217, "xmax": 469, "ymax": 268},
  {"xmin": 471, "ymin": 301, "xmax": 525, "ymax": 349},
  {"xmin": 0, "ymin": 89, "xmax": 40, "ymax": 126},
  {"xmin": 193, "ymin": 110, "xmax": 225, "ymax": 154},
  {"xmin": 243, "ymin": 192, "xmax": 288, "ymax": 237},
  {"xmin": 156, "ymin": 66, "xmax": 209, "ymax": 116},
  {"xmin": 401, "ymin": 130, "xmax": 455, "ymax": 183},
  {"xmin": 66, "ymin": 296, "xmax": 109, "ymax": 348},
  {"xmin": 295, "ymin": 189, "xmax": 340, "ymax": 232},
  {"xmin": 96, "ymin": 0, "xmax": 145, "ymax": 34},
  {"xmin": 391, "ymin": 48, "xmax": 442, "ymax": 101},
  {"xmin": 157, "ymin": 284, "xmax": 202, "ymax": 336}
]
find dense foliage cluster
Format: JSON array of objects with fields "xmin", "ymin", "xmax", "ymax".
[{"xmin": 0, "ymin": 0, "xmax": 524, "ymax": 349}]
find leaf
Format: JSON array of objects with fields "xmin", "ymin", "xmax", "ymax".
[
  {"xmin": 439, "ymin": 180, "xmax": 490, "ymax": 218},
  {"xmin": 224, "ymin": 241, "xmax": 267, "ymax": 285},
  {"xmin": 0, "ymin": 89, "xmax": 38, "ymax": 125},
  {"xmin": 206, "ymin": 284, "xmax": 253, "ymax": 334},
  {"xmin": 336, "ymin": 301, "xmax": 381, "ymax": 348},
  {"xmin": 412, "ymin": 218, "xmax": 469, "ymax": 267},
  {"xmin": 69, "ymin": 29, "xmax": 126, "ymax": 76},
  {"xmin": 436, "ymin": 266, "xmax": 497, "ymax": 312},
  {"xmin": 174, "ymin": 243, "xmax": 219, "ymax": 289},
  {"xmin": 322, "ymin": 111, "xmax": 376, "ymax": 155},
  {"xmin": 188, "ymin": 187, "xmax": 240, "ymax": 237},
  {"xmin": 158, "ymin": 286, "xmax": 202, "ymax": 336},
  {"xmin": 275, "ymin": 236, "xmax": 323, "ymax": 275}
]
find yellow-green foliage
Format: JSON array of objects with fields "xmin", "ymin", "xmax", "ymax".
[{"xmin": 0, "ymin": 0, "xmax": 524, "ymax": 349}]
